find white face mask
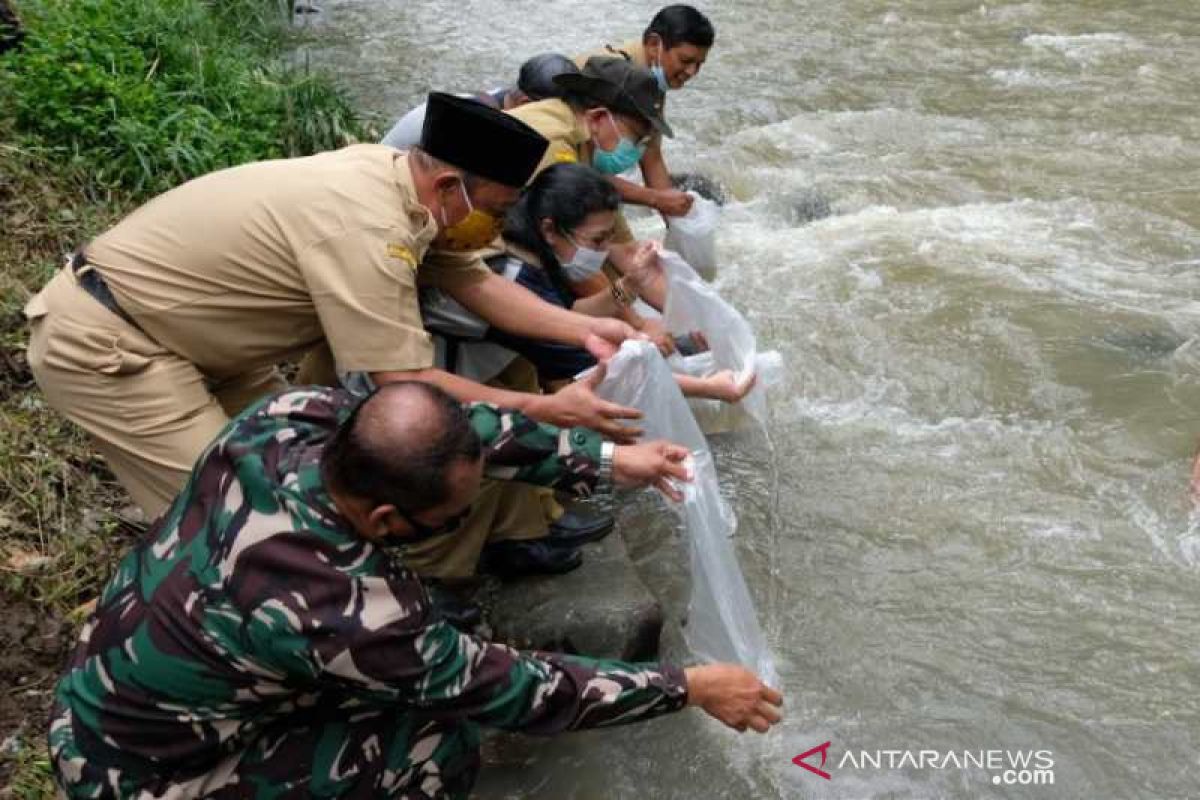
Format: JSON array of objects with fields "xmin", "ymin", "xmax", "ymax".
[{"xmin": 561, "ymin": 234, "xmax": 608, "ymax": 281}]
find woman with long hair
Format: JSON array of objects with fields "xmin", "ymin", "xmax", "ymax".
[{"xmin": 484, "ymin": 162, "xmax": 753, "ymax": 401}]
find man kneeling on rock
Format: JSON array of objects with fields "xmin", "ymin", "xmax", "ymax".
[{"xmin": 49, "ymin": 382, "xmax": 783, "ymax": 799}]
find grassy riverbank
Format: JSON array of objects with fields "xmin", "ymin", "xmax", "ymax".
[{"xmin": 0, "ymin": 1, "xmax": 366, "ymax": 792}]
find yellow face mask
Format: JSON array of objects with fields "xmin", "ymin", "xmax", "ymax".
[{"xmin": 436, "ymin": 180, "xmax": 502, "ymax": 251}]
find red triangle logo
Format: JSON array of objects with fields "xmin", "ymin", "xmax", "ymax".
[{"xmin": 793, "ymin": 741, "xmax": 832, "ymax": 780}]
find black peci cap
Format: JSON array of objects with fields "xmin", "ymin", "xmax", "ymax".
[
  {"xmin": 420, "ymin": 92, "xmax": 549, "ymax": 187},
  {"xmin": 553, "ymin": 56, "xmax": 674, "ymax": 138},
  {"xmin": 518, "ymin": 53, "xmax": 579, "ymax": 101}
]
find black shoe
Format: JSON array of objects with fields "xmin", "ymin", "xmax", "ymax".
[
  {"xmin": 547, "ymin": 509, "xmax": 615, "ymax": 549},
  {"xmin": 426, "ymin": 583, "xmax": 483, "ymax": 631},
  {"xmin": 480, "ymin": 540, "xmax": 583, "ymax": 579}
]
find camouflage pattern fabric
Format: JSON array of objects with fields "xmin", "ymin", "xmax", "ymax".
[{"xmin": 49, "ymin": 387, "xmax": 688, "ymax": 799}]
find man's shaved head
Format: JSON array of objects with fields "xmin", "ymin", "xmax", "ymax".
[{"xmin": 320, "ymin": 382, "xmax": 481, "ymax": 514}]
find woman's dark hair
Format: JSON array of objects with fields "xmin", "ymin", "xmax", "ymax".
[
  {"xmin": 644, "ymin": 5, "xmax": 715, "ymax": 49},
  {"xmin": 502, "ymin": 163, "xmax": 620, "ymax": 290}
]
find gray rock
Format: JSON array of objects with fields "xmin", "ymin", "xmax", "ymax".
[
  {"xmin": 489, "ymin": 533, "xmax": 664, "ymax": 661},
  {"xmin": 671, "ymin": 172, "xmax": 728, "ymax": 205},
  {"xmin": 785, "ymin": 188, "xmax": 833, "ymax": 224}
]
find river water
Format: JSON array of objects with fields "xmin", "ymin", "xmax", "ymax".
[{"xmin": 301, "ymin": 2, "xmax": 1200, "ymax": 797}]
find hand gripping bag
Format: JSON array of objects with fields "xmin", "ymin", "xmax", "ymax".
[
  {"xmin": 595, "ymin": 340, "xmax": 777, "ymax": 684},
  {"xmin": 663, "ymin": 192, "xmax": 721, "ymax": 280}
]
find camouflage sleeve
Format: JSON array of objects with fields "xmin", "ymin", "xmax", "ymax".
[
  {"xmin": 468, "ymin": 403, "xmax": 609, "ymax": 495},
  {"xmin": 403, "ymin": 623, "xmax": 690, "ymax": 734},
  {"xmin": 240, "ymin": 540, "xmax": 687, "ymax": 733}
]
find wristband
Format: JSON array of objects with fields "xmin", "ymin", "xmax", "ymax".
[{"xmin": 611, "ymin": 277, "xmax": 639, "ymax": 307}]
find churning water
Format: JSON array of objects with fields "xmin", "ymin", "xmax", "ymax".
[{"xmin": 302, "ymin": 2, "xmax": 1200, "ymax": 796}]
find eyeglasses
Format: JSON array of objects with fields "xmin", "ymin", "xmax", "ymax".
[
  {"xmin": 604, "ymin": 110, "xmax": 654, "ymax": 148},
  {"xmin": 394, "ymin": 504, "xmax": 472, "ymax": 543}
]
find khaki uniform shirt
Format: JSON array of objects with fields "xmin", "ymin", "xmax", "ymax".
[
  {"xmin": 84, "ymin": 145, "xmax": 488, "ymax": 379},
  {"xmin": 505, "ymin": 99, "xmax": 590, "ymax": 177},
  {"xmin": 574, "ymin": 39, "xmax": 649, "ymax": 70}
]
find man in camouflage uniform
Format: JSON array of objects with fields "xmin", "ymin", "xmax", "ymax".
[{"xmin": 50, "ymin": 383, "xmax": 782, "ymax": 798}]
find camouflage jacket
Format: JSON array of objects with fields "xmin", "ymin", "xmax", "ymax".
[{"xmin": 50, "ymin": 387, "xmax": 688, "ymax": 797}]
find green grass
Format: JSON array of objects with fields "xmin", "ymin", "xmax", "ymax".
[
  {"xmin": 0, "ymin": 2, "xmax": 369, "ymax": 792},
  {"xmin": 0, "ymin": 127, "xmax": 134, "ymax": 618},
  {"xmin": 4, "ymin": 734, "xmax": 56, "ymax": 800},
  {"xmin": 0, "ymin": 0, "xmax": 369, "ymax": 611},
  {"xmin": 0, "ymin": 0, "xmax": 364, "ymax": 196}
]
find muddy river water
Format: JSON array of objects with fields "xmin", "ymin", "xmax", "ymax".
[{"xmin": 301, "ymin": 2, "xmax": 1200, "ymax": 796}]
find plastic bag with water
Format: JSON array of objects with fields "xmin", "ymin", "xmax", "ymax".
[
  {"xmin": 659, "ymin": 250, "xmax": 781, "ymax": 436},
  {"xmin": 663, "ymin": 192, "xmax": 721, "ymax": 280},
  {"xmin": 596, "ymin": 340, "xmax": 778, "ymax": 685}
]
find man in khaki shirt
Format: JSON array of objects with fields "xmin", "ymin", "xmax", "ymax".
[
  {"xmin": 575, "ymin": 3, "xmax": 716, "ymax": 218},
  {"xmin": 25, "ymin": 93, "xmax": 642, "ymax": 518}
]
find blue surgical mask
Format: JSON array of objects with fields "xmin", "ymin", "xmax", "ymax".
[
  {"xmin": 561, "ymin": 234, "xmax": 608, "ymax": 281},
  {"xmin": 650, "ymin": 63, "xmax": 670, "ymax": 92},
  {"xmin": 593, "ymin": 139, "xmax": 645, "ymax": 175},
  {"xmin": 591, "ymin": 111, "xmax": 646, "ymax": 175}
]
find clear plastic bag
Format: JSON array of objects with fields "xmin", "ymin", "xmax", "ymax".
[
  {"xmin": 663, "ymin": 192, "xmax": 721, "ymax": 280},
  {"xmin": 595, "ymin": 340, "xmax": 777, "ymax": 684},
  {"xmin": 660, "ymin": 250, "xmax": 780, "ymax": 435}
]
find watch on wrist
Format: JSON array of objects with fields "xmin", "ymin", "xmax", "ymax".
[{"xmin": 598, "ymin": 441, "xmax": 615, "ymax": 491}]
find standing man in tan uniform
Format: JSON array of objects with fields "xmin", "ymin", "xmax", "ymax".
[
  {"xmin": 25, "ymin": 93, "xmax": 642, "ymax": 519},
  {"xmin": 575, "ymin": 3, "xmax": 716, "ymax": 219}
]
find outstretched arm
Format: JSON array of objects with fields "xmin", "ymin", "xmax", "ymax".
[
  {"xmin": 369, "ymin": 365, "xmax": 643, "ymax": 443},
  {"xmin": 447, "ymin": 271, "xmax": 637, "ymax": 359}
]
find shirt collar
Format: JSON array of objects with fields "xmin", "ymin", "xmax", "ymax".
[{"xmin": 392, "ymin": 151, "xmax": 438, "ymax": 252}]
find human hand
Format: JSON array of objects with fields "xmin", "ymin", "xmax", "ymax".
[
  {"xmin": 621, "ymin": 240, "xmax": 664, "ymax": 295},
  {"xmin": 584, "ymin": 317, "xmax": 641, "ymax": 361},
  {"xmin": 612, "ymin": 439, "xmax": 691, "ymax": 500},
  {"xmin": 530, "ymin": 365, "xmax": 643, "ymax": 443},
  {"xmin": 654, "ymin": 188, "xmax": 695, "ymax": 217},
  {"xmin": 697, "ymin": 370, "xmax": 757, "ymax": 404},
  {"xmin": 684, "ymin": 663, "xmax": 783, "ymax": 733}
]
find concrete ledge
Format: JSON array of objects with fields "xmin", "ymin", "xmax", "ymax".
[{"xmin": 488, "ymin": 533, "xmax": 664, "ymax": 661}]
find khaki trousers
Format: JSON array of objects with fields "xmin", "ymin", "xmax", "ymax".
[{"xmin": 25, "ymin": 269, "xmax": 285, "ymax": 519}]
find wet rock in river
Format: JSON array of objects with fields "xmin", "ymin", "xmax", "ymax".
[
  {"xmin": 784, "ymin": 187, "xmax": 833, "ymax": 224},
  {"xmin": 671, "ymin": 172, "xmax": 729, "ymax": 206}
]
